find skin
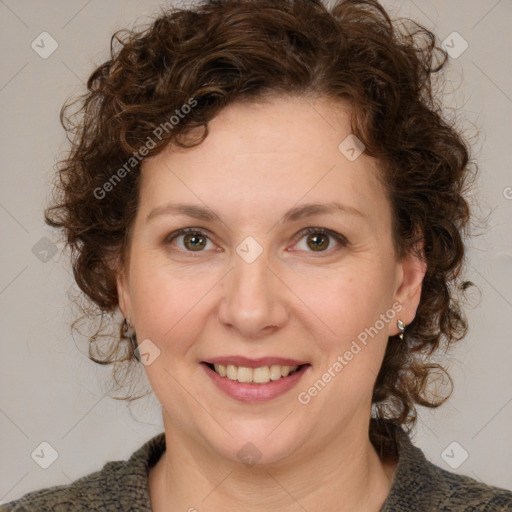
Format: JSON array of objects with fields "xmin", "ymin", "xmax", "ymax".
[{"xmin": 117, "ymin": 95, "xmax": 427, "ymax": 511}]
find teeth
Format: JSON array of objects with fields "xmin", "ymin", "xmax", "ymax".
[
  {"xmin": 216, "ymin": 364, "xmax": 227, "ymax": 377},
  {"xmin": 253, "ymin": 366, "xmax": 270, "ymax": 383},
  {"xmin": 226, "ymin": 364, "xmax": 237, "ymax": 380},
  {"xmin": 270, "ymin": 365, "xmax": 282, "ymax": 380},
  {"xmin": 212, "ymin": 363, "xmax": 300, "ymax": 384},
  {"xmin": 237, "ymin": 366, "xmax": 253, "ymax": 383}
]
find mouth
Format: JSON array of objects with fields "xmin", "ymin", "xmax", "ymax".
[
  {"xmin": 202, "ymin": 361, "xmax": 309, "ymax": 385},
  {"xmin": 200, "ymin": 359, "xmax": 311, "ymax": 402}
]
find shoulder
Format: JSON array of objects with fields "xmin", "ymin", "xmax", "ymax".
[
  {"xmin": 1, "ymin": 467, "xmax": 107, "ymax": 512},
  {"xmin": 1, "ymin": 433, "xmax": 166, "ymax": 512},
  {"xmin": 379, "ymin": 421, "xmax": 512, "ymax": 512},
  {"xmin": 429, "ymin": 461, "xmax": 512, "ymax": 511}
]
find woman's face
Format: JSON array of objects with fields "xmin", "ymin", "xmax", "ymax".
[{"xmin": 117, "ymin": 96, "xmax": 425, "ymax": 465}]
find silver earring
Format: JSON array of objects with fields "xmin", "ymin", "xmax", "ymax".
[
  {"xmin": 397, "ymin": 319, "xmax": 406, "ymax": 340},
  {"xmin": 123, "ymin": 318, "xmax": 138, "ymax": 351}
]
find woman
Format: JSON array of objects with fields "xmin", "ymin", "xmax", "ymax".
[{"xmin": 3, "ymin": 0, "xmax": 511, "ymax": 510}]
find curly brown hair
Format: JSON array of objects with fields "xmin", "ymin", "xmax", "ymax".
[{"xmin": 46, "ymin": 0, "xmax": 476, "ymax": 455}]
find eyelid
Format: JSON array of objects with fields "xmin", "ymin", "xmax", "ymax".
[
  {"xmin": 291, "ymin": 227, "xmax": 348, "ymax": 252},
  {"xmin": 164, "ymin": 227, "xmax": 218, "ymax": 252},
  {"xmin": 164, "ymin": 226, "xmax": 348, "ymax": 253}
]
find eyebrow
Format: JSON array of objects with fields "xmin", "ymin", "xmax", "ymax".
[
  {"xmin": 279, "ymin": 202, "xmax": 366, "ymax": 223},
  {"xmin": 146, "ymin": 203, "xmax": 220, "ymax": 223},
  {"xmin": 146, "ymin": 201, "xmax": 366, "ymax": 224}
]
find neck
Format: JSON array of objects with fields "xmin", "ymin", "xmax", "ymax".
[{"xmin": 149, "ymin": 415, "xmax": 397, "ymax": 512}]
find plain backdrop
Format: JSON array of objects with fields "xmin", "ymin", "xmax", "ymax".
[{"xmin": 1, "ymin": 0, "xmax": 511, "ymax": 503}]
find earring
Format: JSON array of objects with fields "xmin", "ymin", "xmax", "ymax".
[
  {"xmin": 123, "ymin": 318, "xmax": 138, "ymax": 352},
  {"xmin": 397, "ymin": 319, "xmax": 406, "ymax": 340}
]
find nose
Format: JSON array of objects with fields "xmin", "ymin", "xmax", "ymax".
[{"xmin": 217, "ymin": 250, "xmax": 290, "ymax": 338}]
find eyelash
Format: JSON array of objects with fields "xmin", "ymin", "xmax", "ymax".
[{"xmin": 165, "ymin": 227, "xmax": 348, "ymax": 254}]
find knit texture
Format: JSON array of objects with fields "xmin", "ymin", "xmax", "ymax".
[{"xmin": 2, "ymin": 422, "xmax": 511, "ymax": 511}]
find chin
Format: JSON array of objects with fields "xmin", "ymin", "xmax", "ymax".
[{"xmin": 205, "ymin": 423, "xmax": 306, "ymax": 468}]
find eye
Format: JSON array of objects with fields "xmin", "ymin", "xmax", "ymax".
[
  {"xmin": 165, "ymin": 228, "xmax": 215, "ymax": 252},
  {"xmin": 165, "ymin": 227, "xmax": 347, "ymax": 254},
  {"xmin": 293, "ymin": 227, "xmax": 347, "ymax": 253}
]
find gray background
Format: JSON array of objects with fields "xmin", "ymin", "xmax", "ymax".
[{"xmin": 1, "ymin": 0, "xmax": 511, "ymax": 503}]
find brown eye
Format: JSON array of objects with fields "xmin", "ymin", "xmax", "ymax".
[
  {"xmin": 183, "ymin": 232, "xmax": 207, "ymax": 251},
  {"xmin": 294, "ymin": 228, "xmax": 347, "ymax": 254},
  {"xmin": 166, "ymin": 228, "xmax": 214, "ymax": 252},
  {"xmin": 306, "ymin": 232, "xmax": 330, "ymax": 251}
]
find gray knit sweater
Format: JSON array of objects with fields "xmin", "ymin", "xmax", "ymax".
[{"xmin": 2, "ymin": 422, "xmax": 511, "ymax": 511}]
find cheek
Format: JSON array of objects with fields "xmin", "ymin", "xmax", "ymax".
[
  {"xmin": 293, "ymin": 261, "xmax": 394, "ymax": 349},
  {"xmin": 295, "ymin": 273, "xmax": 394, "ymax": 409},
  {"xmin": 128, "ymin": 258, "xmax": 217, "ymax": 351}
]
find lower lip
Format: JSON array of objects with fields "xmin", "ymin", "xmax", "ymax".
[{"xmin": 201, "ymin": 363, "xmax": 310, "ymax": 402}]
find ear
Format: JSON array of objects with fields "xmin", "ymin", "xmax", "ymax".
[
  {"xmin": 392, "ymin": 242, "xmax": 427, "ymax": 336},
  {"xmin": 116, "ymin": 265, "xmax": 132, "ymax": 320}
]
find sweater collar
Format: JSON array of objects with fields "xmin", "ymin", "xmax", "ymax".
[
  {"xmin": 379, "ymin": 421, "xmax": 441, "ymax": 511},
  {"xmin": 124, "ymin": 421, "xmax": 441, "ymax": 511}
]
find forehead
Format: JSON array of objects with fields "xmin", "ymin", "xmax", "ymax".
[{"xmin": 138, "ymin": 96, "xmax": 388, "ymax": 226}]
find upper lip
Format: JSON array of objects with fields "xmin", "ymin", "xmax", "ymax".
[{"xmin": 204, "ymin": 356, "xmax": 309, "ymax": 368}]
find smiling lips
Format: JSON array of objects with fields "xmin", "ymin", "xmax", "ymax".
[
  {"xmin": 202, "ymin": 362, "xmax": 310, "ymax": 401},
  {"xmin": 210, "ymin": 362, "xmax": 301, "ymax": 384},
  {"xmin": 204, "ymin": 356, "xmax": 309, "ymax": 396},
  {"xmin": 205, "ymin": 356, "xmax": 309, "ymax": 367}
]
